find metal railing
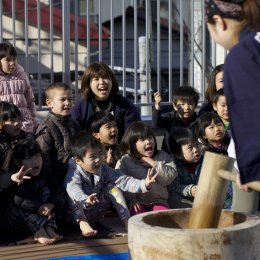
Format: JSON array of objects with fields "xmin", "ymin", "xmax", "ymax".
[{"xmin": 0, "ymin": 0, "xmax": 225, "ymax": 115}]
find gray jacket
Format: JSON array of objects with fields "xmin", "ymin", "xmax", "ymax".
[{"xmin": 115, "ymin": 151, "xmax": 177, "ymax": 206}]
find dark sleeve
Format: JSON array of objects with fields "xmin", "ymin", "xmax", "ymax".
[
  {"xmin": 168, "ymin": 174, "xmax": 187, "ymax": 195},
  {"xmin": 123, "ymin": 98, "xmax": 141, "ymax": 129},
  {"xmin": 152, "ymin": 110, "xmax": 174, "ymax": 132},
  {"xmin": 36, "ymin": 125, "xmax": 53, "ymax": 178},
  {"xmin": 0, "ymin": 171, "xmax": 13, "ymax": 190},
  {"xmin": 152, "ymin": 108, "xmax": 162, "ymax": 127},
  {"xmin": 71, "ymin": 99, "xmax": 88, "ymax": 130},
  {"xmin": 14, "ymin": 185, "xmax": 42, "ymax": 213},
  {"xmin": 224, "ymin": 35, "xmax": 260, "ymax": 184}
]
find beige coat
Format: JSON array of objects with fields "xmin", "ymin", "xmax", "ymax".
[{"xmin": 115, "ymin": 151, "xmax": 177, "ymax": 206}]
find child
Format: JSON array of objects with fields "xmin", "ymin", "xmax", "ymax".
[
  {"xmin": 195, "ymin": 112, "xmax": 230, "ymax": 155},
  {"xmin": 198, "ymin": 64, "xmax": 224, "ymax": 116},
  {"xmin": 0, "ymin": 101, "xmax": 33, "ymax": 171},
  {"xmin": 0, "ymin": 161, "xmax": 32, "ymax": 236},
  {"xmin": 195, "ymin": 112, "xmax": 231, "ymax": 209},
  {"xmin": 64, "ymin": 133, "xmax": 157, "ymax": 237},
  {"xmin": 212, "ymin": 89, "xmax": 229, "ymax": 131},
  {"xmin": 152, "ymin": 86, "xmax": 200, "ymax": 153},
  {"xmin": 36, "ymin": 82, "xmax": 80, "ymax": 209},
  {"xmin": 11, "ymin": 139, "xmax": 63, "ymax": 244},
  {"xmin": 167, "ymin": 128, "xmax": 203, "ymax": 209},
  {"xmin": 71, "ymin": 61, "xmax": 140, "ymax": 141},
  {"xmin": 88, "ymin": 110, "xmax": 122, "ymax": 168},
  {"xmin": 0, "ymin": 42, "xmax": 38, "ymax": 132},
  {"xmin": 116, "ymin": 122, "xmax": 178, "ymax": 215}
]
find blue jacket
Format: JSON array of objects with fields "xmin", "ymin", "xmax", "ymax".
[
  {"xmin": 71, "ymin": 94, "xmax": 140, "ymax": 141},
  {"xmin": 168, "ymin": 157, "xmax": 202, "ymax": 198},
  {"xmin": 224, "ymin": 32, "xmax": 260, "ymax": 183},
  {"xmin": 64, "ymin": 158, "xmax": 148, "ymax": 220}
]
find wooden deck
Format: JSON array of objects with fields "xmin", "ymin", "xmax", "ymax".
[
  {"xmin": 0, "ymin": 218, "xmax": 128, "ymax": 260},
  {"xmin": 0, "ymin": 237, "xmax": 128, "ymax": 260}
]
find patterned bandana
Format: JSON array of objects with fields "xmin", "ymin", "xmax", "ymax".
[{"xmin": 205, "ymin": 0, "xmax": 245, "ymax": 23}]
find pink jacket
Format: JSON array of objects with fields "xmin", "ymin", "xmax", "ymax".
[{"xmin": 0, "ymin": 64, "xmax": 38, "ymax": 132}]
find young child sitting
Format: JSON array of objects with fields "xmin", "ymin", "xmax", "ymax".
[
  {"xmin": 167, "ymin": 128, "xmax": 203, "ymax": 209},
  {"xmin": 36, "ymin": 82, "xmax": 80, "ymax": 212},
  {"xmin": 64, "ymin": 133, "xmax": 157, "ymax": 238},
  {"xmin": 88, "ymin": 110, "xmax": 122, "ymax": 168},
  {"xmin": 0, "ymin": 42, "xmax": 38, "ymax": 132},
  {"xmin": 212, "ymin": 88, "xmax": 230, "ymax": 131},
  {"xmin": 116, "ymin": 122, "xmax": 178, "ymax": 215},
  {"xmin": 195, "ymin": 112, "xmax": 230, "ymax": 155},
  {"xmin": 0, "ymin": 101, "xmax": 33, "ymax": 171},
  {"xmin": 195, "ymin": 112, "xmax": 232, "ymax": 209},
  {"xmin": 152, "ymin": 86, "xmax": 200, "ymax": 153},
  {"xmin": 11, "ymin": 139, "xmax": 63, "ymax": 245}
]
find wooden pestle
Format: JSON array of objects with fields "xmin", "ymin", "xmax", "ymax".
[
  {"xmin": 188, "ymin": 151, "xmax": 260, "ymax": 229},
  {"xmin": 188, "ymin": 151, "xmax": 235, "ymax": 229}
]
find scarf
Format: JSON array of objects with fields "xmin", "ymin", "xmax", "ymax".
[{"xmin": 205, "ymin": 0, "xmax": 245, "ymax": 23}]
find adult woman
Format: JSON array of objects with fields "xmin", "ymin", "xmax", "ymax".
[
  {"xmin": 71, "ymin": 62, "xmax": 140, "ymax": 141},
  {"xmin": 205, "ymin": 0, "xmax": 260, "ymax": 213},
  {"xmin": 206, "ymin": 0, "xmax": 260, "ymax": 181}
]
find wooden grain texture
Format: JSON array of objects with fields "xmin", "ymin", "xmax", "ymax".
[
  {"xmin": 0, "ymin": 237, "xmax": 128, "ymax": 260},
  {"xmin": 188, "ymin": 151, "xmax": 235, "ymax": 228},
  {"xmin": 128, "ymin": 209, "xmax": 260, "ymax": 260},
  {"xmin": 0, "ymin": 217, "xmax": 128, "ymax": 260}
]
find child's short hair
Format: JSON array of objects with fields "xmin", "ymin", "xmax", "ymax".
[
  {"xmin": 45, "ymin": 82, "xmax": 71, "ymax": 100},
  {"xmin": 0, "ymin": 42, "xmax": 17, "ymax": 60},
  {"xmin": 168, "ymin": 128, "xmax": 196, "ymax": 155},
  {"xmin": 0, "ymin": 101, "xmax": 21, "ymax": 124},
  {"xmin": 212, "ymin": 88, "xmax": 225, "ymax": 104},
  {"xmin": 172, "ymin": 86, "xmax": 200, "ymax": 106},
  {"xmin": 12, "ymin": 139, "xmax": 42, "ymax": 163},
  {"xmin": 71, "ymin": 132, "xmax": 104, "ymax": 161},
  {"xmin": 121, "ymin": 122, "xmax": 157, "ymax": 159},
  {"xmin": 205, "ymin": 64, "xmax": 224, "ymax": 103},
  {"xmin": 87, "ymin": 110, "xmax": 116, "ymax": 133},
  {"xmin": 195, "ymin": 112, "xmax": 224, "ymax": 142},
  {"xmin": 81, "ymin": 62, "xmax": 119, "ymax": 100}
]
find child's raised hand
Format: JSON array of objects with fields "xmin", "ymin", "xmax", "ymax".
[
  {"xmin": 145, "ymin": 168, "xmax": 158, "ymax": 189},
  {"xmin": 11, "ymin": 166, "xmax": 31, "ymax": 185},
  {"xmin": 85, "ymin": 193, "xmax": 99, "ymax": 207},
  {"xmin": 154, "ymin": 92, "xmax": 162, "ymax": 110}
]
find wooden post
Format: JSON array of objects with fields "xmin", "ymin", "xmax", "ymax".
[{"xmin": 188, "ymin": 151, "xmax": 234, "ymax": 228}]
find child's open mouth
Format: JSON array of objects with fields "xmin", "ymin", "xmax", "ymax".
[
  {"xmin": 98, "ymin": 87, "xmax": 109, "ymax": 95},
  {"xmin": 145, "ymin": 146, "xmax": 153, "ymax": 153},
  {"xmin": 110, "ymin": 133, "xmax": 117, "ymax": 142}
]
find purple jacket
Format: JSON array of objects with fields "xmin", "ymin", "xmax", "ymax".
[
  {"xmin": 224, "ymin": 31, "xmax": 260, "ymax": 183},
  {"xmin": 71, "ymin": 94, "xmax": 140, "ymax": 141}
]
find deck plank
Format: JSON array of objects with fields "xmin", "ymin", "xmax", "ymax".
[
  {"xmin": 0, "ymin": 217, "xmax": 128, "ymax": 260},
  {"xmin": 0, "ymin": 237, "xmax": 128, "ymax": 260}
]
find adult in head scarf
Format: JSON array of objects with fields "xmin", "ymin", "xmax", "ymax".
[{"xmin": 205, "ymin": 0, "xmax": 260, "ymax": 213}]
